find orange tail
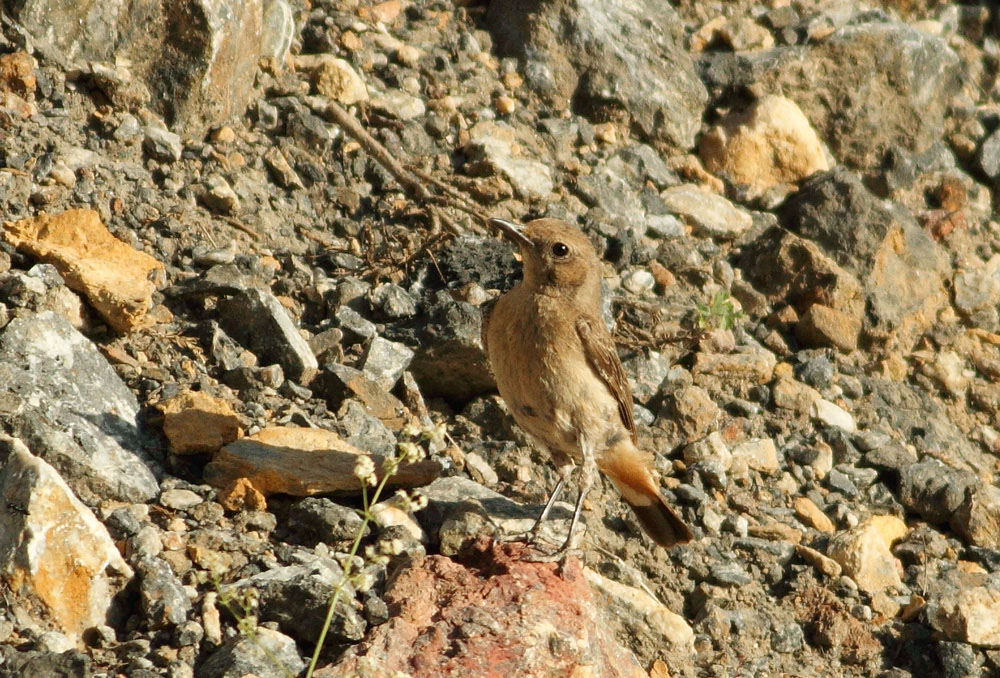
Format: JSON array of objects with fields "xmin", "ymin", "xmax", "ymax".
[{"xmin": 599, "ymin": 440, "xmax": 693, "ymax": 548}]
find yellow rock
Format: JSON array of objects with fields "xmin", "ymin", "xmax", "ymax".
[
  {"xmin": 793, "ymin": 496, "xmax": 835, "ymax": 533},
  {"xmin": 158, "ymin": 391, "xmax": 242, "ymax": 455},
  {"xmin": 700, "ymin": 95, "xmax": 829, "ymax": 199},
  {"xmin": 3, "ymin": 209, "xmax": 163, "ymax": 332},
  {"xmin": 827, "ymin": 516, "xmax": 908, "ymax": 594}
]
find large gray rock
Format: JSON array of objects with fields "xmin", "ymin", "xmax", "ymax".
[
  {"xmin": 780, "ymin": 168, "xmax": 948, "ymax": 351},
  {"xmin": 487, "ymin": 0, "xmax": 707, "ymax": 151},
  {"xmin": 758, "ymin": 19, "xmax": 962, "ymax": 169},
  {"xmin": 7, "ymin": 0, "xmax": 269, "ymax": 137},
  {"xmin": 0, "ymin": 312, "xmax": 160, "ymax": 504}
]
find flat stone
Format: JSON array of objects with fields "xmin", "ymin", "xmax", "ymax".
[
  {"xmin": 773, "ymin": 378, "xmax": 822, "ymax": 414},
  {"xmin": 3, "ymin": 209, "xmax": 164, "ymax": 332},
  {"xmin": 730, "ymin": 438, "xmax": 779, "ymax": 476},
  {"xmin": 204, "ymin": 426, "xmax": 441, "ymax": 497},
  {"xmin": 159, "ymin": 488, "xmax": 203, "ymax": 510},
  {"xmin": 157, "ymin": 390, "xmax": 242, "ymax": 455},
  {"xmin": 700, "ymin": 95, "xmax": 829, "ymax": 199},
  {"xmin": 370, "ymin": 90, "xmax": 426, "ymax": 121},
  {"xmin": 217, "ymin": 287, "xmax": 318, "ymax": 383},
  {"xmin": 0, "ymin": 312, "xmax": 159, "ymax": 503},
  {"xmin": 143, "ymin": 126, "xmax": 183, "ymax": 163},
  {"xmin": 662, "ymin": 184, "xmax": 753, "ymax": 239},
  {"xmin": 464, "ymin": 131, "xmax": 553, "ymax": 200},
  {"xmin": 827, "ymin": 516, "xmax": 907, "ymax": 594},
  {"xmin": 0, "ymin": 435, "xmax": 133, "ymax": 641}
]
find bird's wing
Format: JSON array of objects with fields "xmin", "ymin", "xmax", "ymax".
[{"xmin": 575, "ymin": 315, "xmax": 637, "ymax": 444}]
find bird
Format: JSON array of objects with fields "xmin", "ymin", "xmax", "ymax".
[{"xmin": 482, "ymin": 216, "xmax": 692, "ymax": 557}]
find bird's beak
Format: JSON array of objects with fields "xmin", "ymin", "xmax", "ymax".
[{"xmin": 488, "ymin": 218, "xmax": 533, "ymax": 249}]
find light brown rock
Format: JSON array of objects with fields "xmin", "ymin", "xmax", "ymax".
[
  {"xmin": 773, "ymin": 378, "xmax": 822, "ymax": 414},
  {"xmin": 930, "ymin": 586, "xmax": 1000, "ymax": 646},
  {"xmin": 953, "ymin": 483, "xmax": 1000, "ymax": 549},
  {"xmin": 216, "ymin": 477, "xmax": 267, "ymax": 512},
  {"xmin": 795, "ymin": 544, "xmax": 842, "ymax": 578},
  {"xmin": 796, "ymin": 304, "xmax": 861, "ymax": 352},
  {"xmin": 0, "ymin": 435, "xmax": 133, "ymax": 641},
  {"xmin": 730, "ymin": 438, "xmax": 779, "ymax": 475},
  {"xmin": 157, "ymin": 390, "xmax": 242, "ymax": 455},
  {"xmin": 826, "ymin": 516, "xmax": 907, "ymax": 594},
  {"xmin": 0, "ymin": 51, "xmax": 36, "ymax": 99},
  {"xmin": 691, "ymin": 349, "xmax": 776, "ymax": 384},
  {"xmin": 203, "ymin": 426, "xmax": 441, "ymax": 497},
  {"xmin": 584, "ymin": 567, "xmax": 694, "ymax": 654},
  {"xmin": 793, "ymin": 496, "xmax": 835, "ymax": 533},
  {"xmin": 2, "ymin": 209, "xmax": 164, "ymax": 332},
  {"xmin": 293, "ymin": 54, "xmax": 368, "ymax": 104},
  {"xmin": 700, "ymin": 96, "xmax": 829, "ymax": 198}
]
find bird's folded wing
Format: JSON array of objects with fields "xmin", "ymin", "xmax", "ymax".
[{"xmin": 575, "ymin": 315, "xmax": 637, "ymax": 444}]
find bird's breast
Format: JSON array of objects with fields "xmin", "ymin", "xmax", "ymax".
[{"xmin": 486, "ymin": 290, "xmax": 621, "ymax": 459}]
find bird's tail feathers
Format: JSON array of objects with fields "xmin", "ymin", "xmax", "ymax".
[{"xmin": 600, "ymin": 441, "xmax": 693, "ymax": 548}]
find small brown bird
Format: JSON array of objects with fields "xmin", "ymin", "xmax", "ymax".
[{"xmin": 483, "ymin": 217, "xmax": 692, "ymax": 556}]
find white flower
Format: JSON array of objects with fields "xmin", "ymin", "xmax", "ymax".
[{"xmin": 353, "ymin": 455, "xmax": 377, "ymax": 487}]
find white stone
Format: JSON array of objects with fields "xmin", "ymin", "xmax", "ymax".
[{"xmin": 810, "ymin": 399, "xmax": 857, "ymax": 432}]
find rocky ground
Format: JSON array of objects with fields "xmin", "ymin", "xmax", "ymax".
[{"xmin": 0, "ymin": 0, "xmax": 999, "ymax": 676}]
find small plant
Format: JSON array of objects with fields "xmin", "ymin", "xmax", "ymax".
[
  {"xmin": 303, "ymin": 420, "xmax": 440, "ymax": 677},
  {"xmin": 695, "ymin": 290, "xmax": 744, "ymax": 331}
]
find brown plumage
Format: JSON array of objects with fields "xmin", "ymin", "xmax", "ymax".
[{"xmin": 482, "ymin": 217, "xmax": 692, "ymax": 554}]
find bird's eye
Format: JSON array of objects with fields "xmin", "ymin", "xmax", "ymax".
[{"xmin": 551, "ymin": 242, "xmax": 570, "ymax": 257}]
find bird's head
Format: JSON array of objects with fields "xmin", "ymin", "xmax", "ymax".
[{"xmin": 489, "ymin": 217, "xmax": 602, "ymax": 297}]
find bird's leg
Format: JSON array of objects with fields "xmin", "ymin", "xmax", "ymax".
[
  {"xmin": 525, "ymin": 445, "xmax": 597, "ymax": 563},
  {"xmin": 526, "ymin": 475, "xmax": 567, "ymax": 543}
]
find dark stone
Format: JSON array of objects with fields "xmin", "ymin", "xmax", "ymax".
[
  {"xmin": 899, "ymin": 460, "xmax": 976, "ymax": 525},
  {"xmin": 286, "ymin": 497, "xmax": 368, "ymax": 546},
  {"xmin": 0, "ymin": 647, "xmax": 91, "ymax": 678},
  {"xmin": 216, "ymin": 287, "xmax": 318, "ymax": 383},
  {"xmin": 399, "ymin": 293, "xmax": 494, "ymax": 403},
  {"xmin": 253, "ymin": 566, "xmax": 366, "ymax": 645}
]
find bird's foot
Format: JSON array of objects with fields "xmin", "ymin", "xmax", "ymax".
[{"xmin": 519, "ymin": 542, "xmax": 585, "ymax": 564}]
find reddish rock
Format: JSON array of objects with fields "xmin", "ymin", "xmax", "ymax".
[{"xmin": 318, "ymin": 540, "xmax": 652, "ymax": 678}]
